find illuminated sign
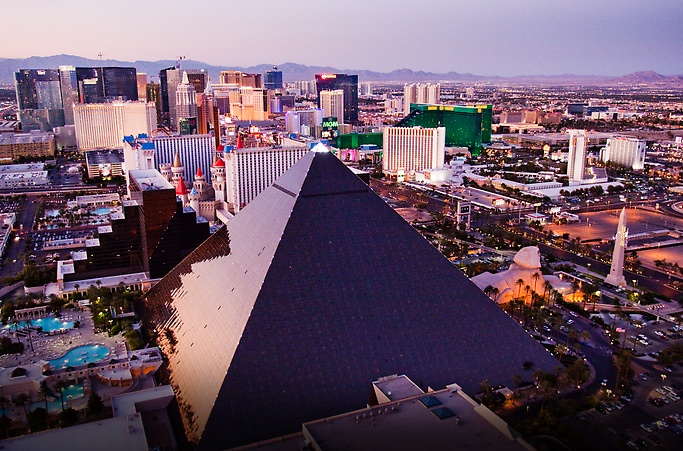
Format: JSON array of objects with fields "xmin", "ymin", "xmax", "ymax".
[
  {"xmin": 321, "ymin": 117, "xmax": 339, "ymax": 129},
  {"xmin": 320, "ymin": 74, "xmax": 337, "ymax": 79}
]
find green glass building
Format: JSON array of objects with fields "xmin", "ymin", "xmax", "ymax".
[{"xmin": 396, "ymin": 104, "xmax": 492, "ymax": 155}]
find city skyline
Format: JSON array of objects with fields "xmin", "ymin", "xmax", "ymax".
[{"xmin": 4, "ymin": 0, "xmax": 683, "ymax": 77}]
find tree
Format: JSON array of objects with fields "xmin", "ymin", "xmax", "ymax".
[
  {"xmin": 37, "ymin": 382, "xmax": 51, "ymax": 429},
  {"xmin": 60, "ymin": 408, "xmax": 79, "ymax": 428},
  {"xmin": 87, "ymin": 393, "xmax": 103, "ymax": 416},
  {"xmin": 531, "ymin": 272, "xmax": 541, "ymax": 295},
  {"xmin": 53, "ymin": 380, "xmax": 68, "ymax": 413},
  {"xmin": 523, "ymin": 360, "xmax": 535, "ymax": 374},
  {"xmin": 516, "ymin": 278, "xmax": 525, "ymax": 300},
  {"xmin": 14, "ymin": 393, "xmax": 31, "ymax": 432},
  {"xmin": 490, "ymin": 286, "xmax": 500, "ymax": 302}
]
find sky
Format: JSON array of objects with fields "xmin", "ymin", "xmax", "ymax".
[{"xmin": 4, "ymin": 0, "xmax": 683, "ymax": 76}]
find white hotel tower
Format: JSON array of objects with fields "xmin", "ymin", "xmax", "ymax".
[
  {"xmin": 383, "ymin": 126, "xmax": 446, "ymax": 180},
  {"xmin": 567, "ymin": 129, "xmax": 588, "ymax": 183},
  {"xmin": 224, "ymin": 145, "xmax": 309, "ymax": 213},
  {"xmin": 73, "ymin": 101, "xmax": 157, "ymax": 151},
  {"xmin": 602, "ymin": 136, "xmax": 646, "ymax": 170}
]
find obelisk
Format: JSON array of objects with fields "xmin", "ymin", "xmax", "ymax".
[{"xmin": 605, "ymin": 207, "xmax": 628, "ymax": 286}]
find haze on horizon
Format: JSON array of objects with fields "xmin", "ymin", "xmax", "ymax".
[{"xmin": 5, "ymin": 0, "xmax": 682, "ymax": 77}]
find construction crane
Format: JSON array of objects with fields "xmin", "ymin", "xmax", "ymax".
[{"xmin": 176, "ymin": 56, "xmax": 186, "ymax": 70}]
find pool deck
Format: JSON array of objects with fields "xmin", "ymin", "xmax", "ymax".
[{"xmin": 0, "ymin": 309, "xmax": 122, "ymax": 368}]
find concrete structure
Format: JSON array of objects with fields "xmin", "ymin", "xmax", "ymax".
[
  {"xmin": 299, "ymin": 375, "xmax": 533, "ymax": 451},
  {"xmin": 319, "ymin": 89, "xmax": 344, "ymax": 124},
  {"xmin": 605, "ymin": 207, "xmax": 629, "ymax": 287},
  {"xmin": 567, "ymin": 129, "xmax": 588, "ymax": 183},
  {"xmin": 0, "ymin": 131, "xmax": 55, "ymax": 162},
  {"xmin": 85, "ymin": 148, "xmax": 125, "ymax": 178},
  {"xmin": 0, "ymin": 163, "xmax": 49, "ymax": 189},
  {"xmin": 73, "ymin": 101, "xmax": 157, "ymax": 151},
  {"xmin": 140, "ymin": 150, "xmax": 559, "ymax": 449},
  {"xmin": 602, "ymin": 136, "xmax": 647, "ymax": 170},
  {"xmin": 383, "ymin": 126, "xmax": 446, "ymax": 180},
  {"xmin": 224, "ymin": 144, "xmax": 310, "ymax": 212}
]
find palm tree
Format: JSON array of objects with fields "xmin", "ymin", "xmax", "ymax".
[
  {"xmin": 531, "ymin": 272, "xmax": 541, "ymax": 295},
  {"xmin": 0, "ymin": 395, "xmax": 10, "ymax": 438},
  {"xmin": 483, "ymin": 285, "xmax": 494, "ymax": 299},
  {"xmin": 543, "ymin": 281, "xmax": 553, "ymax": 306},
  {"xmin": 523, "ymin": 360, "xmax": 535, "ymax": 374},
  {"xmin": 490, "ymin": 287, "xmax": 500, "ymax": 302},
  {"xmin": 14, "ymin": 393, "xmax": 31, "ymax": 432},
  {"xmin": 512, "ymin": 373, "xmax": 524, "ymax": 399},
  {"xmin": 515, "ymin": 278, "xmax": 525, "ymax": 300},
  {"xmin": 53, "ymin": 380, "xmax": 68, "ymax": 413},
  {"xmin": 37, "ymin": 382, "xmax": 50, "ymax": 429}
]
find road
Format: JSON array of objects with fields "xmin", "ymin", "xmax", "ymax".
[{"xmin": 0, "ymin": 194, "xmax": 40, "ymax": 281}]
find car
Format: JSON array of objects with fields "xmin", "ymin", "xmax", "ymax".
[
  {"xmin": 567, "ymin": 319, "xmax": 574, "ymax": 325},
  {"xmin": 647, "ymin": 434, "xmax": 661, "ymax": 444},
  {"xmin": 634, "ymin": 438, "xmax": 649, "ymax": 449},
  {"xmin": 638, "ymin": 373, "xmax": 648, "ymax": 381},
  {"xmin": 602, "ymin": 379, "xmax": 608, "ymax": 386},
  {"xmin": 569, "ymin": 311, "xmax": 579, "ymax": 317},
  {"xmin": 665, "ymin": 366, "xmax": 676, "ymax": 373}
]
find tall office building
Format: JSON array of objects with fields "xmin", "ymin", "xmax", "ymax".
[
  {"xmin": 219, "ymin": 70, "xmax": 262, "ymax": 88},
  {"xmin": 146, "ymin": 83, "xmax": 162, "ymax": 125},
  {"xmin": 152, "ymin": 134, "xmax": 216, "ymax": 183},
  {"xmin": 197, "ymin": 86, "xmax": 220, "ymax": 141},
  {"xmin": 73, "ymin": 101, "xmax": 157, "ymax": 150},
  {"xmin": 58, "ymin": 66, "xmax": 79, "ymax": 125},
  {"xmin": 263, "ymin": 66, "xmax": 283, "ymax": 90},
  {"xmin": 383, "ymin": 126, "xmax": 446, "ymax": 179},
  {"xmin": 159, "ymin": 68, "xmax": 206, "ymax": 129},
  {"xmin": 140, "ymin": 149, "xmax": 559, "ymax": 449},
  {"xmin": 602, "ymin": 136, "xmax": 646, "ymax": 170},
  {"xmin": 136, "ymin": 73, "xmax": 148, "ymax": 101},
  {"xmin": 14, "ymin": 69, "xmax": 65, "ymax": 132},
  {"xmin": 175, "ymin": 72, "xmax": 198, "ymax": 130},
  {"xmin": 229, "ymin": 87, "xmax": 268, "ymax": 121},
  {"xmin": 403, "ymin": 83, "xmax": 440, "ymax": 116},
  {"xmin": 75, "ymin": 67, "xmax": 138, "ymax": 103},
  {"xmin": 224, "ymin": 145, "xmax": 309, "ymax": 212},
  {"xmin": 315, "ymin": 73, "xmax": 358, "ymax": 124},
  {"xmin": 284, "ymin": 109, "xmax": 324, "ymax": 134},
  {"xmin": 403, "ymin": 83, "xmax": 416, "ymax": 117},
  {"xmin": 567, "ymin": 129, "xmax": 588, "ymax": 183},
  {"xmin": 319, "ymin": 90, "xmax": 344, "ymax": 124}
]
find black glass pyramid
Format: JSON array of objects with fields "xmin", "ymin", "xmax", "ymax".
[{"xmin": 141, "ymin": 150, "xmax": 559, "ymax": 449}]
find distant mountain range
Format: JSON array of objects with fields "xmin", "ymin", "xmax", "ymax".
[{"xmin": 1, "ymin": 55, "xmax": 682, "ymax": 86}]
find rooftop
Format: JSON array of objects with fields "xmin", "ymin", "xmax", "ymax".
[
  {"xmin": 129, "ymin": 169, "xmax": 174, "ymax": 191},
  {"xmin": 0, "ymin": 413, "xmax": 148, "ymax": 451}
]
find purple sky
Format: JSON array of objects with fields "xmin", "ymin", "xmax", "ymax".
[{"xmin": 5, "ymin": 0, "xmax": 683, "ymax": 76}]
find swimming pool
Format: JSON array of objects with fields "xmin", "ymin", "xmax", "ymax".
[
  {"xmin": 29, "ymin": 317, "xmax": 74, "ymax": 333},
  {"xmin": 4, "ymin": 316, "xmax": 74, "ymax": 334},
  {"xmin": 28, "ymin": 383, "xmax": 85, "ymax": 413},
  {"xmin": 92, "ymin": 207, "xmax": 111, "ymax": 216},
  {"xmin": 49, "ymin": 344, "xmax": 110, "ymax": 369}
]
